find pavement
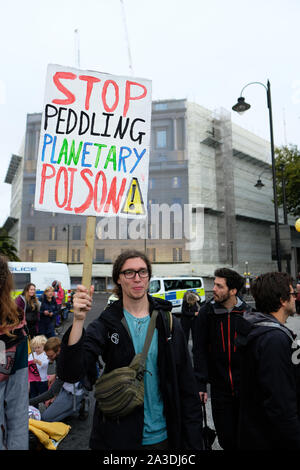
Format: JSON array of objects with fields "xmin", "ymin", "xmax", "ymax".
[{"xmin": 46, "ymin": 293, "xmax": 300, "ymax": 451}]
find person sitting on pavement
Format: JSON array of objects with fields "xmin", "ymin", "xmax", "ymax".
[{"xmin": 29, "ymin": 337, "xmax": 87, "ymax": 422}]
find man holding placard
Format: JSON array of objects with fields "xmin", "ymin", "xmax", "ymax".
[
  {"xmin": 57, "ymin": 250, "xmax": 203, "ymax": 450},
  {"xmin": 34, "ymin": 64, "xmax": 151, "ymax": 219}
]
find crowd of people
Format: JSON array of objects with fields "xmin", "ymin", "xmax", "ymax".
[
  {"xmin": 0, "ymin": 251, "xmax": 300, "ymax": 451},
  {"xmin": 15, "ymin": 281, "xmax": 66, "ymax": 340},
  {"xmin": 0, "ymin": 259, "xmax": 77, "ymax": 450}
]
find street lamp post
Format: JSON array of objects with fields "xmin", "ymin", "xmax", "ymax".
[
  {"xmin": 232, "ymin": 80, "xmax": 282, "ymax": 272},
  {"xmin": 279, "ymin": 165, "xmax": 291, "ymax": 274}
]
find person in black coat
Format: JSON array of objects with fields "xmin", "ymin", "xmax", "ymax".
[
  {"xmin": 57, "ymin": 249, "xmax": 203, "ymax": 451},
  {"xmin": 180, "ymin": 290, "xmax": 200, "ymax": 345},
  {"xmin": 235, "ymin": 271, "xmax": 300, "ymax": 450},
  {"xmin": 39, "ymin": 286, "xmax": 58, "ymax": 338},
  {"xmin": 193, "ymin": 267, "xmax": 251, "ymax": 450}
]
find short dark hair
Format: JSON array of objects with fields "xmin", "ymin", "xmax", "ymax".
[
  {"xmin": 251, "ymin": 272, "xmax": 293, "ymax": 314},
  {"xmin": 44, "ymin": 337, "xmax": 61, "ymax": 353},
  {"xmin": 214, "ymin": 267, "xmax": 245, "ymax": 293},
  {"xmin": 112, "ymin": 250, "xmax": 152, "ymax": 298}
]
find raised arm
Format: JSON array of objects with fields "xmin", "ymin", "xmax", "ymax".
[{"xmin": 68, "ymin": 284, "xmax": 94, "ymax": 346}]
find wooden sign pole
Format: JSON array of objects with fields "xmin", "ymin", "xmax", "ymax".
[{"xmin": 82, "ymin": 216, "xmax": 96, "ymax": 288}]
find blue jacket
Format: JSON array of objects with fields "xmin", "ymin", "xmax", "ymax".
[{"xmin": 39, "ymin": 295, "xmax": 58, "ymax": 323}]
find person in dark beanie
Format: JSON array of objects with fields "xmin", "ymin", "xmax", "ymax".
[
  {"xmin": 193, "ymin": 267, "xmax": 251, "ymax": 450},
  {"xmin": 235, "ymin": 272, "xmax": 300, "ymax": 450}
]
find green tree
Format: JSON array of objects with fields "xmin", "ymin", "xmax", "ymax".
[
  {"xmin": 275, "ymin": 144, "xmax": 300, "ymax": 217},
  {"xmin": 0, "ymin": 228, "xmax": 20, "ymax": 261}
]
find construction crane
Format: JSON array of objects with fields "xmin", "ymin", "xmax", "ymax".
[{"xmin": 120, "ymin": 0, "xmax": 134, "ymax": 76}]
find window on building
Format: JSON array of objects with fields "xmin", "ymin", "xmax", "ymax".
[
  {"xmin": 172, "ymin": 197, "xmax": 182, "ymax": 205},
  {"xmin": 28, "ymin": 203, "xmax": 34, "ymax": 217},
  {"xmin": 149, "ymin": 178, "xmax": 155, "ymax": 189},
  {"xmin": 26, "ymin": 130, "xmax": 35, "ymax": 160},
  {"xmin": 95, "ymin": 249, "xmax": 105, "ymax": 262},
  {"xmin": 154, "ymin": 103, "xmax": 168, "ymax": 111},
  {"xmin": 26, "ymin": 127, "xmax": 40, "ymax": 160},
  {"xmin": 72, "ymin": 249, "xmax": 80, "ymax": 263},
  {"xmin": 48, "ymin": 249, "xmax": 57, "ymax": 262},
  {"xmin": 28, "ymin": 183, "xmax": 36, "ymax": 195},
  {"xmin": 27, "ymin": 227, "xmax": 35, "ymax": 241},
  {"xmin": 156, "ymin": 129, "xmax": 167, "ymax": 149},
  {"xmin": 177, "ymin": 117, "xmax": 185, "ymax": 150},
  {"xmin": 148, "ymin": 198, "xmax": 156, "ymax": 205},
  {"xmin": 173, "ymin": 247, "xmax": 182, "ymax": 262},
  {"xmin": 49, "ymin": 226, "xmax": 57, "ymax": 241},
  {"xmin": 25, "ymin": 249, "xmax": 34, "ymax": 262},
  {"xmin": 171, "ymin": 176, "xmax": 181, "ymax": 188},
  {"xmin": 72, "ymin": 226, "xmax": 81, "ymax": 240},
  {"xmin": 147, "ymin": 248, "xmax": 156, "ymax": 262}
]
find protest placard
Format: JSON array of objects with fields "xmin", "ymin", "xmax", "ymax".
[
  {"xmin": 34, "ymin": 64, "xmax": 152, "ymax": 287},
  {"xmin": 34, "ymin": 64, "xmax": 152, "ymax": 219}
]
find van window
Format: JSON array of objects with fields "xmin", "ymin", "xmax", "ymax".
[
  {"xmin": 182, "ymin": 279, "xmax": 202, "ymax": 289},
  {"xmin": 149, "ymin": 280, "xmax": 161, "ymax": 294},
  {"xmin": 12, "ymin": 273, "xmax": 31, "ymax": 290},
  {"xmin": 163, "ymin": 279, "xmax": 183, "ymax": 291}
]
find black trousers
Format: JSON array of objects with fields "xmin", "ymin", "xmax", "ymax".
[
  {"xmin": 211, "ymin": 387, "xmax": 239, "ymax": 450},
  {"xmin": 180, "ymin": 316, "xmax": 195, "ymax": 344}
]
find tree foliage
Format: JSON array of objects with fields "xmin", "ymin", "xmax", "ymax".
[
  {"xmin": 0, "ymin": 228, "xmax": 20, "ymax": 261},
  {"xmin": 275, "ymin": 144, "xmax": 300, "ymax": 217}
]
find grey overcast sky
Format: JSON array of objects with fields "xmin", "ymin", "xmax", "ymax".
[{"xmin": 1, "ymin": 0, "xmax": 300, "ymax": 226}]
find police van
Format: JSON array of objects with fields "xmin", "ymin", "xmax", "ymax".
[
  {"xmin": 8, "ymin": 262, "xmax": 71, "ymax": 302},
  {"xmin": 149, "ymin": 276, "xmax": 205, "ymax": 314}
]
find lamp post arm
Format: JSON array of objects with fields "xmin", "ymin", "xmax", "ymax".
[{"xmin": 240, "ymin": 81, "xmax": 267, "ymax": 97}]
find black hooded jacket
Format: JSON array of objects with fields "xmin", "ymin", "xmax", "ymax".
[
  {"xmin": 235, "ymin": 311, "xmax": 300, "ymax": 450},
  {"xmin": 57, "ymin": 295, "xmax": 203, "ymax": 450},
  {"xmin": 192, "ymin": 297, "xmax": 251, "ymax": 394}
]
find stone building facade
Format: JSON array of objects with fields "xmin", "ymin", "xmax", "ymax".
[{"xmin": 4, "ymin": 100, "xmax": 300, "ymax": 290}]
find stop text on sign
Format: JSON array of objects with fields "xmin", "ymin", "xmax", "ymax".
[{"xmin": 34, "ymin": 64, "xmax": 152, "ymax": 218}]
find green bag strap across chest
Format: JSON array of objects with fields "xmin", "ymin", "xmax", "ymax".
[
  {"xmin": 139, "ymin": 309, "xmax": 158, "ymax": 367},
  {"xmin": 121, "ymin": 310, "xmax": 159, "ymax": 368}
]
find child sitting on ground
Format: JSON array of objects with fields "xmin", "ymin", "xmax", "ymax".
[{"xmin": 29, "ymin": 335, "xmax": 49, "ymax": 398}]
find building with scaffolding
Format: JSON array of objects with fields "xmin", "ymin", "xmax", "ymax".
[{"xmin": 3, "ymin": 99, "xmax": 300, "ymax": 289}]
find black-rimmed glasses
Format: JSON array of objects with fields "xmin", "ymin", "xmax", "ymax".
[
  {"xmin": 290, "ymin": 291, "xmax": 298, "ymax": 298},
  {"xmin": 119, "ymin": 268, "xmax": 149, "ymax": 279}
]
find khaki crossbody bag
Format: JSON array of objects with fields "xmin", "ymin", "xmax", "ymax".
[{"xmin": 94, "ymin": 310, "xmax": 159, "ymax": 419}]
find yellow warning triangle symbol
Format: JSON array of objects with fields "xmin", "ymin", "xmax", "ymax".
[{"xmin": 121, "ymin": 177, "xmax": 146, "ymax": 215}]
